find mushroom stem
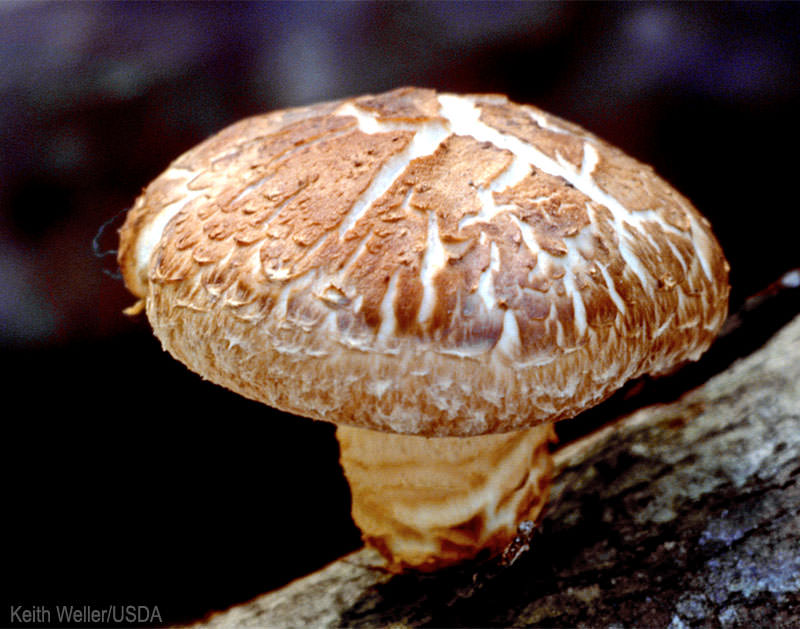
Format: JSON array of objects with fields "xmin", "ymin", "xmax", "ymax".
[{"xmin": 336, "ymin": 424, "xmax": 556, "ymax": 572}]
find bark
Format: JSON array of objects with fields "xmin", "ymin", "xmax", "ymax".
[{"xmin": 197, "ymin": 314, "xmax": 800, "ymax": 628}]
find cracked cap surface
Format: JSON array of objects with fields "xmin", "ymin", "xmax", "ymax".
[{"xmin": 118, "ymin": 87, "xmax": 729, "ymax": 436}]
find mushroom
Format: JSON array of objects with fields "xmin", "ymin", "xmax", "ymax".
[{"xmin": 117, "ymin": 87, "xmax": 729, "ymax": 572}]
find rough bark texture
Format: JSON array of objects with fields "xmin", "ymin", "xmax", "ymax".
[{"xmin": 197, "ymin": 314, "xmax": 800, "ymax": 628}]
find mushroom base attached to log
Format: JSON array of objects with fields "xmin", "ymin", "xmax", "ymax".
[
  {"xmin": 337, "ymin": 425, "xmax": 555, "ymax": 572},
  {"xmin": 117, "ymin": 87, "xmax": 729, "ymax": 573}
]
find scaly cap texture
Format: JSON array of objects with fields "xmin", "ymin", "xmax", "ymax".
[{"xmin": 118, "ymin": 87, "xmax": 729, "ymax": 436}]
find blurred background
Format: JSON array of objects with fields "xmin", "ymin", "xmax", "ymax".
[{"xmin": 3, "ymin": 1, "xmax": 799, "ymax": 626}]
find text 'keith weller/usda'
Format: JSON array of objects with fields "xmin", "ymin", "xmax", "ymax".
[{"xmin": 9, "ymin": 604, "xmax": 163, "ymax": 624}]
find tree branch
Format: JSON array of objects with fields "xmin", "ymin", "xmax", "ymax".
[{"xmin": 197, "ymin": 314, "xmax": 800, "ymax": 628}]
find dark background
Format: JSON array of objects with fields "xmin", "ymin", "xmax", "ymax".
[{"xmin": 3, "ymin": 2, "xmax": 799, "ymax": 626}]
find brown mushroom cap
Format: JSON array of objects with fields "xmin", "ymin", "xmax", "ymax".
[{"xmin": 118, "ymin": 87, "xmax": 729, "ymax": 437}]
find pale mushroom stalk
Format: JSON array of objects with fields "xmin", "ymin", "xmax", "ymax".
[
  {"xmin": 118, "ymin": 88, "xmax": 729, "ymax": 573},
  {"xmin": 337, "ymin": 424, "xmax": 555, "ymax": 572}
]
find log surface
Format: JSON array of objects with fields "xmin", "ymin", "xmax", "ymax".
[{"xmin": 199, "ymin": 314, "xmax": 800, "ymax": 628}]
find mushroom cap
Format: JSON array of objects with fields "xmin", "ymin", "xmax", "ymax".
[{"xmin": 118, "ymin": 87, "xmax": 729, "ymax": 437}]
